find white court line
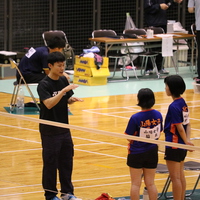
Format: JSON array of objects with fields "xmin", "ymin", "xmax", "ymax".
[
  {"xmin": 75, "ymin": 148, "xmax": 126, "ymax": 159},
  {"xmin": 0, "ymin": 148, "xmax": 42, "ymax": 154},
  {"xmin": 0, "ymin": 134, "xmax": 40, "ymax": 144}
]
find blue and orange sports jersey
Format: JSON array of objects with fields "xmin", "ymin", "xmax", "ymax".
[
  {"xmin": 164, "ymin": 97, "xmax": 189, "ymax": 149},
  {"xmin": 124, "ymin": 109, "xmax": 163, "ymax": 154}
]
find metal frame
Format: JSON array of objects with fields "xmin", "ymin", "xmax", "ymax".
[{"xmin": 9, "ymin": 58, "xmax": 40, "ymax": 112}]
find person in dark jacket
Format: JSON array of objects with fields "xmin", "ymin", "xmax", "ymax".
[
  {"xmin": 17, "ymin": 36, "xmax": 70, "ymax": 83},
  {"xmin": 143, "ymin": 0, "xmax": 183, "ymax": 75}
]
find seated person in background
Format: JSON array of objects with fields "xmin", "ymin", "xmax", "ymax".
[{"xmin": 17, "ymin": 36, "xmax": 70, "ymax": 83}]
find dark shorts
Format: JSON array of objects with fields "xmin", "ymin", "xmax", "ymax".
[
  {"xmin": 127, "ymin": 146, "xmax": 158, "ymax": 169},
  {"xmin": 164, "ymin": 148, "xmax": 187, "ymax": 162}
]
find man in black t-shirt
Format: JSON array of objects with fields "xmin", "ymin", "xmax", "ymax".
[{"xmin": 37, "ymin": 52, "xmax": 83, "ymax": 200}]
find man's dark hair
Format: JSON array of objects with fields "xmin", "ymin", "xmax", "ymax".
[
  {"xmin": 47, "ymin": 36, "xmax": 66, "ymax": 49},
  {"xmin": 47, "ymin": 51, "xmax": 65, "ymax": 65},
  {"xmin": 164, "ymin": 75, "xmax": 186, "ymax": 97},
  {"xmin": 137, "ymin": 88, "xmax": 155, "ymax": 109}
]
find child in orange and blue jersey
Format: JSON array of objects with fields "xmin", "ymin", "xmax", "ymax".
[
  {"xmin": 164, "ymin": 75, "xmax": 194, "ymax": 200},
  {"xmin": 125, "ymin": 88, "xmax": 163, "ymax": 200}
]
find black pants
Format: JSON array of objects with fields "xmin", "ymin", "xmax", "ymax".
[
  {"xmin": 146, "ymin": 25, "xmax": 167, "ymax": 71},
  {"xmin": 40, "ymin": 133, "xmax": 74, "ymax": 200},
  {"xmin": 17, "ymin": 72, "xmax": 46, "ymax": 84},
  {"xmin": 196, "ymin": 30, "xmax": 200, "ymax": 78}
]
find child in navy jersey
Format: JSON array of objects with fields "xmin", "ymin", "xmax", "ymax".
[
  {"xmin": 125, "ymin": 88, "xmax": 163, "ymax": 200},
  {"xmin": 164, "ymin": 75, "xmax": 193, "ymax": 200}
]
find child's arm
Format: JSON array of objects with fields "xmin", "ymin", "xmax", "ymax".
[
  {"xmin": 176, "ymin": 123, "xmax": 194, "ymax": 147},
  {"xmin": 186, "ymin": 122, "xmax": 191, "ymax": 140}
]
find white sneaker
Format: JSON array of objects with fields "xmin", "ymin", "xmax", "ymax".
[
  {"xmin": 159, "ymin": 69, "xmax": 169, "ymax": 74},
  {"xmin": 145, "ymin": 70, "xmax": 153, "ymax": 76},
  {"xmin": 61, "ymin": 194, "xmax": 82, "ymax": 200}
]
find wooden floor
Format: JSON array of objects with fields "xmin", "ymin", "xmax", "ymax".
[{"xmin": 0, "ymin": 89, "xmax": 200, "ymax": 200}]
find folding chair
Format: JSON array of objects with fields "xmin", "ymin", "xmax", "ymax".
[
  {"xmin": 156, "ymin": 163, "xmax": 171, "ymax": 199},
  {"xmin": 92, "ymin": 29, "xmax": 137, "ymax": 81},
  {"xmin": 184, "ymin": 161, "xmax": 200, "ymax": 197},
  {"xmin": 156, "ymin": 161, "xmax": 200, "ymax": 199},
  {"xmin": 9, "ymin": 58, "xmax": 40, "ymax": 111},
  {"xmin": 42, "ymin": 30, "xmax": 75, "ymax": 70},
  {"xmin": 191, "ymin": 23, "xmax": 198, "ymax": 74},
  {"xmin": 123, "ymin": 28, "xmax": 160, "ymax": 78}
]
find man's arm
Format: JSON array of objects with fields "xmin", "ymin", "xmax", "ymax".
[
  {"xmin": 188, "ymin": 7, "xmax": 195, "ymax": 13},
  {"xmin": 43, "ymin": 84, "xmax": 79, "ymax": 109},
  {"xmin": 63, "ymin": 71, "xmax": 71, "ymax": 82},
  {"xmin": 188, "ymin": 0, "xmax": 195, "ymax": 13},
  {"xmin": 144, "ymin": 0, "xmax": 161, "ymax": 14}
]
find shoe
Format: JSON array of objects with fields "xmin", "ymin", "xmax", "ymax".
[
  {"xmin": 145, "ymin": 70, "xmax": 153, "ymax": 76},
  {"xmin": 50, "ymin": 196, "xmax": 61, "ymax": 200},
  {"xmin": 194, "ymin": 77, "xmax": 200, "ymax": 84},
  {"xmin": 159, "ymin": 69, "xmax": 169, "ymax": 74},
  {"xmin": 61, "ymin": 194, "xmax": 82, "ymax": 200}
]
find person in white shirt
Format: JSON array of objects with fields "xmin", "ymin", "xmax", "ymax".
[{"xmin": 188, "ymin": 0, "xmax": 200, "ymax": 84}]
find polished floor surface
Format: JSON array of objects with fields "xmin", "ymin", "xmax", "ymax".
[{"xmin": 0, "ymin": 66, "xmax": 199, "ymax": 200}]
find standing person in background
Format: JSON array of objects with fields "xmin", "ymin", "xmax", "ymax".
[
  {"xmin": 164, "ymin": 75, "xmax": 194, "ymax": 200},
  {"xmin": 124, "ymin": 88, "xmax": 163, "ymax": 200},
  {"xmin": 17, "ymin": 36, "xmax": 70, "ymax": 83},
  {"xmin": 188, "ymin": 0, "xmax": 200, "ymax": 84},
  {"xmin": 37, "ymin": 52, "xmax": 83, "ymax": 200},
  {"xmin": 143, "ymin": 0, "xmax": 183, "ymax": 75}
]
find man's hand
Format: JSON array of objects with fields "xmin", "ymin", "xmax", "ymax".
[
  {"xmin": 174, "ymin": 0, "xmax": 183, "ymax": 3},
  {"xmin": 68, "ymin": 97, "xmax": 84, "ymax": 104},
  {"xmin": 160, "ymin": 3, "xmax": 169, "ymax": 10},
  {"xmin": 62, "ymin": 84, "xmax": 79, "ymax": 93}
]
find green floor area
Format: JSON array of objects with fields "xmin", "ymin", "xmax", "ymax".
[
  {"xmin": 3, "ymin": 106, "xmax": 73, "ymax": 115},
  {"xmin": 0, "ymin": 67, "xmax": 196, "ymax": 99}
]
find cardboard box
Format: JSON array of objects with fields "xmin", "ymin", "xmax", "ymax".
[
  {"xmin": 75, "ymin": 56, "xmax": 109, "ymax": 68},
  {"xmin": 74, "ymin": 64, "xmax": 110, "ymax": 77},
  {"xmin": 73, "ymin": 75, "xmax": 107, "ymax": 86}
]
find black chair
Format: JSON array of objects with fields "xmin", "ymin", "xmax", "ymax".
[
  {"xmin": 123, "ymin": 28, "xmax": 160, "ymax": 77},
  {"xmin": 42, "ymin": 30, "xmax": 75, "ymax": 70},
  {"xmin": 92, "ymin": 29, "xmax": 135, "ymax": 81}
]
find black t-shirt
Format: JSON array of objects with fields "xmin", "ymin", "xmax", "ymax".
[{"xmin": 37, "ymin": 76, "xmax": 73, "ymax": 135}]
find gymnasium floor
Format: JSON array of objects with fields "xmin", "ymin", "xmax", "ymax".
[{"xmin": 0, "ymin": 66, "xmax": 200, "ymax": 200}]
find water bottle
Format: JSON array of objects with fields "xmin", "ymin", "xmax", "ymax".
[
  {"xmin": 143, "ymin": 187, "xmax": 149, "ymax": 200},
  {"xmin": 16, "ymin": 87, "xmax": 24, "ymax": 114}
]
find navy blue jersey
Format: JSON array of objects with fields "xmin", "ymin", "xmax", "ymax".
[
  {"xmin": 37, "ymin": 76, "xmax": 73, "ymax": 135},
  {"xmin": 125, "ymin": 109, "xmax": 163, "ymax": 154},
  {"xmin": 18, "ymin": 46, "xmax": 49, "ymax": 75},
  {"xmin": 164, "ymin": 97, "xmax": 189, "ymax": 149}
]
